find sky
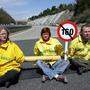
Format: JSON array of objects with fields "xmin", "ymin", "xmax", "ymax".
[{"xmin": 0, "ymin": 0, "xmax": 75, "ymax": 20}]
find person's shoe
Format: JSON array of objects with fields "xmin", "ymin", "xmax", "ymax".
[
  {"xmin": 5, "ymin": 82, "xmax": 11, "ymax": 88},
  {"xmin": 42, "ymin": 75, "xmax": 49, "ymax": 83},
  {"xmin": 0, "ymin": 83, "xmax": 5, "ymax": 87},
  {"xmin": 76, "ymin": 68, "xmax": 82, "ymax": 75},
  {"xmin": 56, "ymin": 75, "xmax": 68, "ymax": 84},
  {"xmin": 63, "ymin": 76, "xmax": 68, "ymax": 84}
]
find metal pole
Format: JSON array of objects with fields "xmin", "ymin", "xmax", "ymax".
[{"xmin": 64, "ymin": 42, "xmax": 68, "ymax": 60}]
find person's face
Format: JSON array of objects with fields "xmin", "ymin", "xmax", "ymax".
[
  {"xmin": 42, "ymin": 32, "xmax": 50, "ymax": 42},
  {"xmin": 0, "ymin": 29, "xmax": 8, "ymax": 44},
  {"xmin": 81, "ymin": 26, "xmax": 90, "ymax": 41}
]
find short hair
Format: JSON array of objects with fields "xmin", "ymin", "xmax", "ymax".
[
  {"xmin": 81, "ymin": 23, "xmax": 90, "ymax": 32},
  {"xmin": 41, "ymin": 27, "xmax": 51, "ymax": 37},
  {"xmin": 0, "ymin": 25, "xmax": 9, "ymax": 40}
]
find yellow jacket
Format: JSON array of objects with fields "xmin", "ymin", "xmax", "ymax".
[
  {"xmin": 0, "ymin": 41, "xmax": 24, "ymax": 76},
  {"xmin": 69, "ymin": 36, "xmax": 90, "ymax": 61},
  {"xmin": 34, "ymin": 37, "xmax": 63, "ymax": 64}
]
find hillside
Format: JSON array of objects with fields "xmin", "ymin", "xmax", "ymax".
[
  {"xmin": 0, "ymin": 8, "xmax": 15, "ymax": 24},
  {"xmin": 28, "ymin": 0, "xmax": 90, "ymax": 23}
]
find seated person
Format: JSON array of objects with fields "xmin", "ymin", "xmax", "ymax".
[
  {"xmin": 34, "ymin": 27, "xmax": 69, "ymax": 83},
  {"xmin": 0, "ymin": 26, "xmax": 24, "ymax": 88},
  {"xmin": 69, "ymin": 23, "xmax": 90, "ymax": 74}
]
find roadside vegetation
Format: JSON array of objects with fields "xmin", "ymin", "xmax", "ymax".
[{"xmin": 29, "ymin": 0, "xmax": 90, "ymax": 23}]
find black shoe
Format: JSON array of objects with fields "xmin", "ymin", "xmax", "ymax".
[
  {"xmin": 0, "ymin": 83, "xmax": 5, "ymax": 87},
  {"xmin": 76, "ymin": 68, "xmax": 82, "ymax": 75},
  {"xmin": 5, "ymin": 82, "xmax": 11, "ymax": 88}
]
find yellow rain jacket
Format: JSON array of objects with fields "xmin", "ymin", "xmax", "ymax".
[
  {"xmin": 69, "ymin": 36, "xmax": 90, "ymax": 61},
  {"xmin": 0, "ymin": 41, "xmax": 24, "ymax": 77},
  {"xmin": 34, "ymin": 37, "xmax": 63, "ymax": 64}
]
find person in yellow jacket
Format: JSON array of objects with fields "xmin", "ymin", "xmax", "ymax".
[
  {"xmin": 69, "ymin": 23, "xmax": 90, "ymax": 61},
  {"xmin": 0, "ymin": 26, "xmax": 24, "ymax": 88},
  {"xmin": 34, "ymin": 27, "xmax": 69, "ymax": 83},
  {"xmin": 68, "ymin": 24, "xmax": 90, "ymax": 74}
]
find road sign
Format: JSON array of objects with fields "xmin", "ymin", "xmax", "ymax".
[{"xmin": 57, "ymin": 20, "xmax": 78, "ymax": 42}]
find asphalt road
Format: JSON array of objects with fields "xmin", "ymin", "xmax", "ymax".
[{"xmin": 0, "ymin": 26, "xmax": 90, "ymax": 90}]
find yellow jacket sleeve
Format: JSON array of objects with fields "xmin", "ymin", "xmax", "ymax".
[
  {"xmin": 69, "ymin": 40, "xmax": 77, "ymax": 57},
  {"xmin": 34, "ymin": 43, "xmax": 40, "ymax": 56},
  {"xmin": 14, "ymin": 43, "xmax": 24, "ymax": 64},
  {"xmin": 54, "ymin": 44, "xmax": 63, "ymax": 55}
]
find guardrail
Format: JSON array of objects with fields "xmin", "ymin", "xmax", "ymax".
[
  {"xmin": 0, "ymin": 24, "xmax": 32, "ymax": 33},
  {"xmin": 0, "ymin": 24, "xmax": 32, "ymax": 29}
]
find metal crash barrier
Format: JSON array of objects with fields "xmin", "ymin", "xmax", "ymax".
[{"xmin": 25, "ymin": 56, "xmax": 61, "ymax": 62}]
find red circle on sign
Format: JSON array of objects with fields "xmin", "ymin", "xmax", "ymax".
[{"xmin": 57, "ymin": 20, "xmax": 78, "ymax": 42}]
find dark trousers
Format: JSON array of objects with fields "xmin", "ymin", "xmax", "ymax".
[
  {"xmin": 0, "ymin": 70, "xmax": 20, "ymax": 87},
  {"xmin": 69, "ymin": 59, "xmax": 87, "ymax": 75}
]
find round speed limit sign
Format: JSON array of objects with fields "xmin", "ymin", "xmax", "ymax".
[{"xmin": 57, "ymin": 20, "xmax": 78, "ymax": 42}]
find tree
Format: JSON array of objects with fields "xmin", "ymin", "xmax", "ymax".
[
  {"xmin": 58, "ymin": 4, "xmax": 67, "ymax": 11},
  {"xmin": 51, "ymin": 6, "xmax": 58, "ymax": 14},
  {"xmin": 0, "ymin": 8, "xmax": 15, "ymax": 24},
  {"xmin": 74, "ymin": 0, "xmax": 90, "ymax": 16}
]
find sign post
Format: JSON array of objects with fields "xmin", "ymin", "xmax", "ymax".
[
  {"xmin": 57, "ymin": 20, "xmax": 78, "ymax": 60},
  {"xmin": 64, "ymin": 42, "xmax": 68, "ymax": 60}
]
